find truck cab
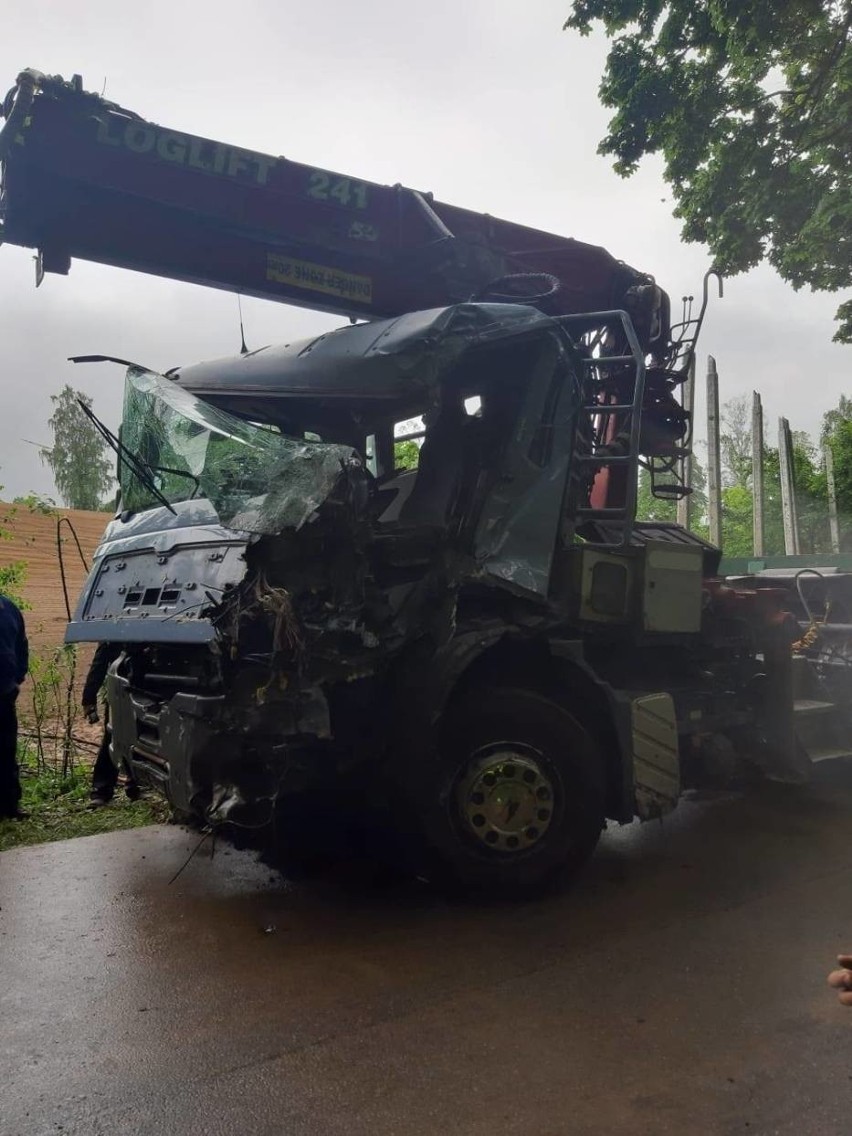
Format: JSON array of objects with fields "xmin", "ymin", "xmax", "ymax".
[
  {"xmin": 3, "ymin": 68, "xmax": 812, "ymax": 892},
  {"xmin": 66, "ymin": 302, "xmax": 794, "ymax": 893}
]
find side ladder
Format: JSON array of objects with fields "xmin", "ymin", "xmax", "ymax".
[{"xmin": 561, "ymin": 309, "xmax": 648, "ymax": 548}]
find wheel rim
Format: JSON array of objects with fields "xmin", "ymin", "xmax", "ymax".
[{"xmin": 455, "ymin": 742, "xmax": 555, "ymax": 853}]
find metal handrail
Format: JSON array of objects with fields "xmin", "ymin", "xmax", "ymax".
[{"xmin": 559, "ymin": 309, "xmax": 647, "ymax": 546}]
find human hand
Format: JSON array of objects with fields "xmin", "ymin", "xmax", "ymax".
[{"xmin": 827, "ymin": 955, "xmax": 852, "ymax": 1005}]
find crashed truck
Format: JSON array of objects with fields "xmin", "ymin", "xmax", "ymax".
[{"xmin": 3, "ymin": 69, "xmax": 849, "ymax": 893}]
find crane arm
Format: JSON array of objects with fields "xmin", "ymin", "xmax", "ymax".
[{"xmin": 0, "ymin": 68, "xmax": 669, "ymax": 350}]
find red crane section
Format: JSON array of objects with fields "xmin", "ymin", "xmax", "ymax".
[{"xmin": 0, "ymin": 69, "xmax": 666, "ymax": 344}]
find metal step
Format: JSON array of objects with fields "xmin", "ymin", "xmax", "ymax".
[
  {"xmin": 574, "ymin": 506, "xmax": 631, "ymax": 518},
  {"xmin": 807, "ymin": 746, "xmax": 852, "ymax": 764},
  {"xmin": 575, "ymin": 454, "xmax": 635, "ymax": 464},
  {"xmin": 652, "ymin": 484, "xmax": 691, "ymax": 500},
  {"xmin": 793, "ymin": 698, "xmax": 852, "ymax": 764},
  {"xmin": 794, "ymin": 699, "xmax": 837, "ymax": 717}
]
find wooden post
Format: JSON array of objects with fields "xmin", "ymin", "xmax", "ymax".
[
  {"xmin": 706, "ymin": 355, "xmax": 722, "ymax": 547},
  {"xmin": 676, "ymin": 353, "xmax": 695, "ymax": 530},
  {"xmin": 825, "ymin": 443, "xmax": 841, "ymax": 554},
  {"xmin": 778, "ymin": 417, "xmax": 800, "ymax": 555},
  {"xmin": 752, "ymin": 391, "xmax": 765, "ymax": 556}
]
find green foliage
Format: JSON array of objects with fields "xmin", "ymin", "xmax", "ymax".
[
  {"xmin": 636, "ymin": 450, "xmax": 708, "ymax": 533},
  {"xmin": 791, "ymin": 431, "xmax": 829, "ymax": 551},
  {"xmin": 0, "ymin": 562, "xmax": 28, "ymax": 609},
  {"xmin": 41, "ymin": 385, "xmax": 113, "ymax": 510},
  {"xmin": 394, "ymin": 439, "xmax": 421, "ymax": 470},
  {"xmin": 711, "ymin": 398, "xmax": 831, "ymax": 555},
  {"xmin": 754, "ymin": 443, "xmax": 824, "ymax": 555},
  {"xmin": 0, "ymin": 644, "xmax": 167, "ymax": 851},
  {"xmin": 565, "ymin": 1, "xmax": 852, "ymax": 342},
  {"xmin": 760, "ymin": 446, "xmax": 787, "ymax": 555},
  {"xmin": 720, "ymin": 396, "xmax": 752, "ymax": 489},
  {"xmin": 828, "ymin": 419, "xmax": 852, "ymax": 519},
  {"xmin": 0, "ymin": 751, "xmax": 168, "ymax": 852},
  {"xmin": 820, "ymin": 393, "xmax": 852, "ymax": 447},
  {"xmin": 0, "ymin": 481, "xmax": 28, "ymax": 609},
  {"xmin": 28, "ymin": 644, "xmax": 79, "ymax": 779},
  {"xmin": 720, "ymin": 484, "xmax": 755, "ymax": 557},
  {"xmin": 12, "ymin": 493, "xmax": 58, "ymax": 516},
  {"xmin": 820, "ymin": 394, "xmax": 852, "ymax": 548},
  {"xmin": 635, "ymin": 468, "xmax": 677, "ymax": 523}
]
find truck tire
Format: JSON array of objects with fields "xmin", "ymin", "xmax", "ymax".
[{"xmin": 401, "ymin": 686, "xmax": 605, "ymax": 896}]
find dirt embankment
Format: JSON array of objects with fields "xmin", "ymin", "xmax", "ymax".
[
  {"xmin": 0, "ymin": 502, "xmax": 109, "ymax": 649},
  {"xmin": 0, "ymin": 503, "xmax": 111, "ymax": 715}
]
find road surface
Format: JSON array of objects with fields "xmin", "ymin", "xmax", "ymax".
[{"xmin": 2, "ymin": 765, "xmax": 852, "ymax": 1135}]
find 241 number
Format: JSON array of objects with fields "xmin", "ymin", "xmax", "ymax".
[{"xmin": 307, "ymin": 170, "xmax": 368, "ymax": 210}]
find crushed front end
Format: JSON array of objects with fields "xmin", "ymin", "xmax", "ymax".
[
  {"xmin": 67, "ymin": 305, "xmax": 572, "ymax": 837},
  {"xmin": 67, "ymin": 365, "xmax": 381, "ymax": 831}
]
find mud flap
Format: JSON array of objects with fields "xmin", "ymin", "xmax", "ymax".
[{"xmin": 631, "ymin": 692, "xmax": 680, "ymax": 820}]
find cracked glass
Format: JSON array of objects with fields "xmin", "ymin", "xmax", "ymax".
[{"xmin": 120, "ymin": 367, "xmax": 361, "ymax": 534}]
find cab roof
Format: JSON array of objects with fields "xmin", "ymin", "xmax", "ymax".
[{"xmin": 173, "ymin": 303, "xmax": 557, "ymax": 400}]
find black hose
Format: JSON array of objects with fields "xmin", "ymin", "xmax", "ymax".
[
  {"xmin": 56, "ymin": 516, "xmax": 90, "ymax": 623},
  {"xmin": 794, "ymin": 567, "xmax": 827, "ymax": 626},
  {"xmin": 471, "ymin": 272, "xmax": 561, "ymax": 305},
  {"xmin": 0, "ymin": 70, "xmax": 38, "ymax": 159}
]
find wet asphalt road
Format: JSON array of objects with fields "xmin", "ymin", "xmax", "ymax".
[{"xmin": 2, "ymin": 767, "xmax": 852, "ymax": 1136}]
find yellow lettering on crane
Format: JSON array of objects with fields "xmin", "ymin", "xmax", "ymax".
[{"xmin": 266, "ymin": 254, "xmax": 373, "ymax": 303}]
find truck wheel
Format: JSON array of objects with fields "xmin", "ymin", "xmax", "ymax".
[{"xmin": 404, "ymin": 687, "xmax": 605, "ymax": 896}]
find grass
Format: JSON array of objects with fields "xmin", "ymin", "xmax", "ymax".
[{"xmin": 0, "ymin": 751, "xmax": 170, "ymax": 852}]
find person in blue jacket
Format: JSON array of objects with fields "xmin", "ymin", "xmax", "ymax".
[{"xmin": 0, "ymin": 593, "xmax": 29, "ymax": 819}]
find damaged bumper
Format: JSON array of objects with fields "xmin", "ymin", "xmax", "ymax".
[{"xmin": 107, "ymin": 668, "xmax": 331, "ymax": 827}]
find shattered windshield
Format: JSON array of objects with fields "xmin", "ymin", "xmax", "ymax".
[{"xmin": 120, "ymin": 367, "xmax": 361, "ymax": 534}]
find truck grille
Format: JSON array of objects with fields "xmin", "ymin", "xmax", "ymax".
[{"xmin": 125, "ymin": 645, "xmax": 220, "ymax": 701}]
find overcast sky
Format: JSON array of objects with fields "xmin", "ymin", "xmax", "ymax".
[{"xmin": 0, "ymin": 0, "xmax": 848, "ymax": 501}]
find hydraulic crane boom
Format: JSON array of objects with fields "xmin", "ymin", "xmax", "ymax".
[
  {"xmin": 5, "ymin": 73, "xmax": 816, "ymax": 904},
  {"xmin": 0, "ymin": 68, "xmax": 674, "ymax": 356},
  {"xmin": 1, "ymin": 68, "xmax": 721, "ymax": 516}
]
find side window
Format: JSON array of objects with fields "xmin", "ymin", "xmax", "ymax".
[
  {"xmin": 365, "ymin": 434, "xmax": 378, "ymax": 477},
  {"xmin": 393, "ymin": 416, "xmax": 424, "ymax": 471},
  {"xmin": 386, "ymin": 399, "xmax": 482, "ymax": 475},
  {"xmin": 527, "ymin": 367, "xmax": 564, "ymax": 468}
]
